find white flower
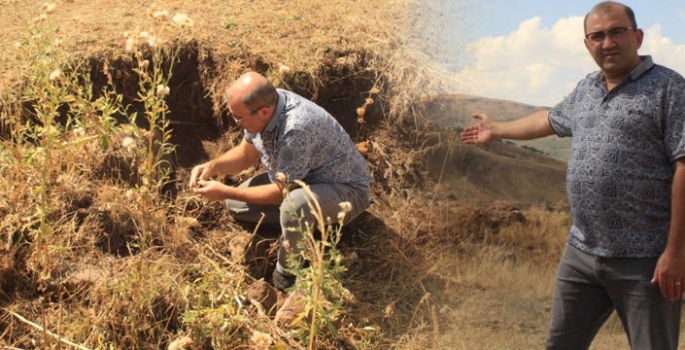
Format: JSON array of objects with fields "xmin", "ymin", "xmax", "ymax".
[
  {"xmin": 125, "ymin": 189, "xmax": 135, "ymax": 202},
  {"xmin": 48, "ymin": 69, "xmax": 61, "ymax": 81},
  {"xmin": 156, "ymin": 84, "xmax": 170, "ymax": 96},
  {"xmin": 138, "ymin": 60, "xmax": 149, "ymax": 69},
  {"xmin": 125, "ymin": 37, "xmax": 137, "ymax": 52},
  {"xmin": 172, "ymin": 13, "xmax": 194, "ymax": 27},
  {"xmin": 138, "ymin": 31, "xmax": 150, "ymax": 39},
  {"xmin": 279, "ymin": 65, "xmax": 290, "ymax": 74},
  {"xmin": 72, "ymin": 127, "xmax": 86, "ymax": 138},
  {"xmin": 152, "ymin": 10, "xmax": 170, "ymax": 19},
  {"xmin": 338, "ymin": 211, "xmax": 346, "ymax": 221},
  {"xmin": 250, "ymin": 331, "xmax": 272, "ymax": 349},
  {"xmin": 167, "ymin": 336, "xmax": 192, "ymax": 350},
  {"xmin": 275, "ymin": 172, "xmax": 287, "ymax": 182},
  {"xmin": 122, "ymin": 136, "xmax": 137, "ymax": 152},
  {"xmin": 42, "ymin": 2, "xmax": 57, "ymax": 13},
  {"xmin": 146, "ymin": 35, "xmax": 158, "ymax": 47},
  {"xmin": 338, "ymin": 201, "xmax": 352, "ymax": 213}
]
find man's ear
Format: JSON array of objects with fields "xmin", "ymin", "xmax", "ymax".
[{"xmin": 635, "ymin": 29, "xmax": 644, "ymax": 49}]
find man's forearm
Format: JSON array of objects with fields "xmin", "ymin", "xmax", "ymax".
[
  {"xmin": 211, "ymin": 140, "xmax": 260, "ymax": 176},
  {"xmin": 225, "ymin": 183, "xmax": 285, "ymax": 205},
  {"xmin": 494, "ymin": 109, "xmax": 555, "ymax": 141}
]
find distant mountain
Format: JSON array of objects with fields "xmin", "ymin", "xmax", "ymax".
[
  {"xmin": 417, "ymin": 94, "xmax": 572, "ymax": 161},
  {"xmin": 414, "ymin": 94, "xmax": 569, "ymax": 207}
]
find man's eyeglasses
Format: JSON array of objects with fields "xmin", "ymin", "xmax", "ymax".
[
  {"xmin": 229, "ymin": 105, "xmax": 267, "ymax": 124},
  {"xmin": 585, "ymin": 26, "xmax": 635, "ymax": 43}
]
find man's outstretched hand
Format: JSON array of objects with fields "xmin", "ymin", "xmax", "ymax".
[{"xmin": 460, "ymin": 113, "xmax": 497, "ymax": 144}]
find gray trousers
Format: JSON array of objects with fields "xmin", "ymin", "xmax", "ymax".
[
  {"xmin": 225, "ymin": 172, "xmax": 370, "ymax": 275},
  {"xmin": 546, "ymin": 244, "xmax": 682, "ymax": 350}
]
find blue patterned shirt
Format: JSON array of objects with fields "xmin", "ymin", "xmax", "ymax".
[
  {"xmin": 244, "ymin": 89, "xmax": 372, "ymax": 193},
  {"xmin": 549, "ymin": 56, "xmax": 685, "ymax": 258}
]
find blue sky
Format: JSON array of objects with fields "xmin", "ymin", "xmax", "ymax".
[{"xmin": 441, "ymin": 0, "xmax": 685, "ymax": 106}]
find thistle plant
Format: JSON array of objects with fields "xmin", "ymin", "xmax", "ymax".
[
  {"xmin": 279, "ymin": 176, "xmax": 355, "ymax": 349},
  {"xmin": 14, "ymin": 10, "xmax": 95, "ymax": 278}
]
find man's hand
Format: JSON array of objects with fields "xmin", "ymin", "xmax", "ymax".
[
  {"xmin": 192, "ymin": 180, "xmax": 230, "ymax": 201},
  {"xmin": 189, "ymin": 161, "xmax": 216, "ymax": 191},
  {"xmin": 460, "ymin": 113, "xmax": 498, "ymax": 144},
  {"xmin": 652, "ymin": 249, "xmax": 685, "ymax": 301}
]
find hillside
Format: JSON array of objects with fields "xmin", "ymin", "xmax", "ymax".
[{"xmin": 418, "ymin": 94, "xmax": 573, "ymax": 161}]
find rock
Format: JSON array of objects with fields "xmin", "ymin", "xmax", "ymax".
[
  {"xmin": 246, "ymin": 280, "xmax": 278, "ymax": 316},
  {"xmin": 228, "ymin": 233, "xmax": 254, "ymax": 262},
  {"xmin": 274, "ymin": 290, "xmax": 308, "ymax": 327}
]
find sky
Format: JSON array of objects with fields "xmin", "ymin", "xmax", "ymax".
[{"xmin": 440, "ymin": 0, "xmax": 685, "ymax": 107}]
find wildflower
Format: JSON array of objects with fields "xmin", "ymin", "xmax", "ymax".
[
  {"xmin": 167, "ymin": 336, "xmax": 192, "ymax": 350},
  {"xmin": 72, "ymin": 127, "xmax": 86, "ymax": 138},
  {"xmin": 138, "ymin": 31, "xmax": 150, "ymax": 40},
  {"xmin": 338, "ymin": 201, "xmax": 352, "ymax": 213},
  {"xmin": 282, "ymin": 240, "xmax": 291, "ymax": 250},
  {"xmin": 156, "ymin": 84, "xmax": 170, "ymax": 96},
  {"xmin": 48, "ymin": 69, "xmax": 61, "ymax": 81},
  {"xmin": 250, "ymin": 331, "xmax": 272, "ymax": 349},
  {"xmin": 275, "ymin": 172, "xmax": 287, "ymax": 182},
  {"xmin": 125, "ymin": 37, "xmax": 137, "ymax": 52},
  {"xmin": 146, "ymin": 35, "xmax": 158, "ymax": 47},
  {"xmin": 41, "ymin": 2, "xmax": 57, "ymax": 13},
  {"xmin": 122, "ymin": 136, "xmax": 137, "ymax": 152},
  {"xmin": 356, "ymin": 106, "xmax": 366, "ymax": 118},
  {"xmin": 138, "ymin": 60, "xmax": 150, "ymax": 69},
  {"xmin": 172, "ymin": 13, "xmax": 194, "ymax": 27},
  {"xmin": 338, "ymin": 211, "xmax": 346, "ymax": 221},
  {"xmin": 279, "ymin": 65, "xmax": 290, "ymax": 74},
  {"xmin": 152, "ymin": 10, "xmax": 170, "ymax": 19},
  {"xmin": 125, "ymin": 189, "xmax": 135, "ymax": 202}
]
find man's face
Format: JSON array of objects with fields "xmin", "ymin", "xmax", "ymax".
[
  {"xmin": 584, "ymin": 6, "xmax": 643, "ymax": 79},
  {"xmin": 228, "ymin": 102, "xmax": 263, "ymax": 134}
]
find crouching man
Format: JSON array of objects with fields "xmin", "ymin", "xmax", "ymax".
[{"xmin": 189, "ymin": 72, "xmax": 372, "ymax": 291}]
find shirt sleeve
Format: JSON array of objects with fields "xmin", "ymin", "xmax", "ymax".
[{"xmin": 548, "ymin": 89, "xmax": 576, "ymax": 138}]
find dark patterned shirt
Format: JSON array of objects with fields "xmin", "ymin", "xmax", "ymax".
[
  {"xmin": 549, "ymin": 56, "xmax": 685, "ymax": 258},
  {"xmin": 244, "ymin": 89, "xmax": 372, "ymax": 193}
]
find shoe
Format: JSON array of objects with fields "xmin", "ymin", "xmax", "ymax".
[{"xmin": 271, "ymin": 269, "xmax": 296, "ymax": 292}]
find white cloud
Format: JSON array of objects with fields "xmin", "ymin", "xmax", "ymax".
[{"xmin": 450, "ymin": 16, "xmax": 685, "ymax": 107}]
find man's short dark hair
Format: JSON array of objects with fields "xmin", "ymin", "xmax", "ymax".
[
  {"xmin": 242, "ymin": 80, "xmax": 278, "ymax": 110},
  {"xmin": 223, "ymin": 76, "xmax": 279, "ymax": 111},
  {"xmin": 584, "ymin": 1, "xmax": 638, "ymax": 34}
]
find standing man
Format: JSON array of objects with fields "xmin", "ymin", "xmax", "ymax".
[
  {"xmin": 189, "ymin": 72, "xmax": 372, "ymax": 291},
  {"xmin": 460, "ymin": 2, "xmax": 685, "ymax": 349}
]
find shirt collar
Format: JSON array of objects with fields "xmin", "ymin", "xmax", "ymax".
[
  {"xmin": 628, "ymin": 55, "xmax": 654, "ymax": 80},
  {"xmin": 263, "ymin": 89, "xmax": 285, "ymax": 134},
  {"xmin": 589, "ymin": 55, "xmax": 655, "ymax": 83}
]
